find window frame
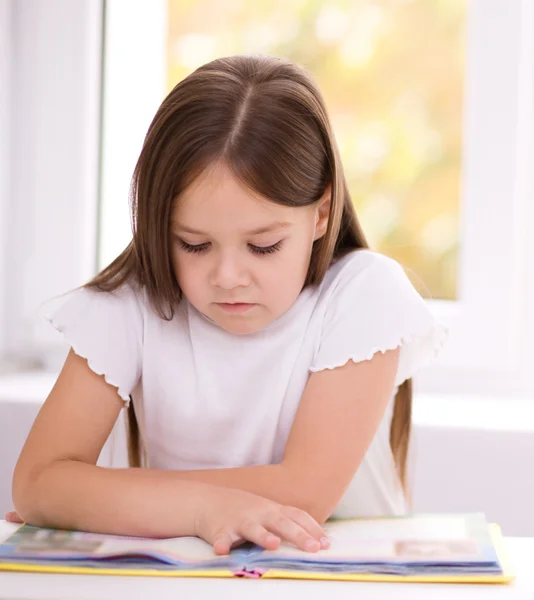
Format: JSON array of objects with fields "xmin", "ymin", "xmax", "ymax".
[
  {"xmin": 418, "ymin": 0, "xmax": 534, "ymax": 396},
  {"xmin": 0, "ymin": 0, "xmax": 11, "ymax": 357},
  {"xmin": 1, "ymin": 0, "xmax": 533, "ymax": 397},
  {"xmin": 0, "ymin": 0, "xmax": 103, "ymax": 372}
]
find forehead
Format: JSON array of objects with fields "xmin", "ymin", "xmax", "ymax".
[{"xmin": 172, "ymin": 163, "xmax": 306, "ymax": 232}]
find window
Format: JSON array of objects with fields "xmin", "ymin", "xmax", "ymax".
[
  {"xmin": 2, "ymin": 0, "xmax": 534, "ymax": 397},
  {"xmin": 167, "ymin": 0, "xmax": 465, "ymax": 303},
  {"xmin": 98, "ymin": 0, "xmax": 167, "ymax": 271}
]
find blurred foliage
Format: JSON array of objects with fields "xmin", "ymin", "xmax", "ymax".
[{"xmin": 167, "ymin": 0, "xmax": 465, "ymax": 300}]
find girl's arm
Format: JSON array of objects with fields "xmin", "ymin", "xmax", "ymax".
[
  {"xmin": 156, "ymin": 348, "xmax": 401, "ymax": 524},
  {"xmin": 12, "ymin": 350, "xmax": 328, "ymax": 552}
]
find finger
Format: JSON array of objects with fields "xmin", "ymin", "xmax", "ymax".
[
  {"xmin": 237, "ymin": 520, "xmax": 281, "ymax": 551},
  {"xmin": 267, "ymin": 515, "xmax": 321, "ymax": 553},
  {"xmin": 282, "ymin": 506, "xmax": 330, "ymax": 549},
  {"xmin": 212, "ymin": 529, "xmax": 242, "ymax": 556},
  {"xmin": 230, "ymin": 537, "xmax": 247, "ymax": 550},
  {"xmin": 5, "ymin": 511, "xmax": 24, "ymax": 524}
]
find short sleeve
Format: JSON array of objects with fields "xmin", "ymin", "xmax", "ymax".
[
  {"xmin": 310, "ymin": 252, "xmax": 449, "ymax": 388},
  {"xmin": 41, "ymin": 285, "xmax": 144, "ymax": 404}
]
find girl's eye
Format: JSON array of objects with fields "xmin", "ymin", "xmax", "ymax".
[
  {"xmin": 179, "ymin": 241, "xmax": 210, "ymax": 254},
  {"xmin": 249, "ymin": 241, "xmax": 283, "ymax": 256},
  {"xmin": 178, "ymin": 239, "xmax": 283, "ymax": 255}
]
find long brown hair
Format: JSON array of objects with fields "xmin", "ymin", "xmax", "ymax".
[{"xmin": 88, "ymin": 55, "xmax": 412, "ymax": 488}]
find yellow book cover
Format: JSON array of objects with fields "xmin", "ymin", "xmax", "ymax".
[{"xmin": 0, "ymin": 514, "xmax": 514, "ymax": 584}]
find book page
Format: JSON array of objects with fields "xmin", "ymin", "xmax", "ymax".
[
  {"xmin": 257, "ymin": 515, "xmax": 485, "ymax": 563},
  {"xmin": 1, "ymin": 526, "xmax": 221, "ymax": 563}
]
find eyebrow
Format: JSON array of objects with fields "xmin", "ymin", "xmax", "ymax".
[{"xmin": 171, "ymin": 221, "xmax": 293, "ymax": 236}]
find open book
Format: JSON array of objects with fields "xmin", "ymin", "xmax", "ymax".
[{"xmin": 0, "ymin": 513, "xmax": 514, "ymax": 583}]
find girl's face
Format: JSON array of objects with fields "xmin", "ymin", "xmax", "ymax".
[{"xmin": 170, "ymin": 163, "xmax": 330, "ymax": 335}]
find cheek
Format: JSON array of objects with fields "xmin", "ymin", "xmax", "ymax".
[
  {"xmin": 262, "ymin": 246, "xmax": 310, "ymax": 300},
  {"xmin": 171, "ymin": 254, "xmax": 200, "ymax": 294}
]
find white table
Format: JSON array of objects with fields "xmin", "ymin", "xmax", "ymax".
[{"xmin": 0, "ymin": 522, "xmax": 533, "ymax": 599}]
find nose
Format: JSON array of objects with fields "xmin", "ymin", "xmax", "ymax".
[{"xmin": 210, "ymin": 251, "xmax": 250, "ymax": 290}]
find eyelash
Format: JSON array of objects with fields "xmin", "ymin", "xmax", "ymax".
[{"xmin": 178, "ymin": 240, "xmax": 283, "ymax": 256}]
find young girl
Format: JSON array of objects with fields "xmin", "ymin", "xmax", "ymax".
[{"xmin": 9, "ymin": 54, "xmax": 447, "ymax": 554}]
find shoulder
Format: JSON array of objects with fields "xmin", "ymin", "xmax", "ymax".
[
  {"xmin": 312, "ymin": 248, "xmax": 435, "ymax": 336},
  {"xmin": 40, "ymin": 282, "xmax": 149, "ymax": 403},
  {"xmin": 41, "ymin": 281, "xmax": 150, "ymax": 332},
  {"xmin": 310, "ymin": 250, "xmax": 449, "ymax": 385},
  {"xmin": 319, "ymin": 249, "xmax": 407, "ymax": 299}
]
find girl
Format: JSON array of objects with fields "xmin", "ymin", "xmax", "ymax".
[{"xmin": 9, "ymin": 55, "xmax": 448, "ymax": 554}]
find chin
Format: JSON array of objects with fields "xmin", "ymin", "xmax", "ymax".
[{"xmin": 218, "ymin": 320, "xmax": 265, "ymax": 336}]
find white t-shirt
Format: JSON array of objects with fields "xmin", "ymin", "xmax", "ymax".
[{"xmin": 43, "ymin": 249, "xmax": 448, "ymax": 519}]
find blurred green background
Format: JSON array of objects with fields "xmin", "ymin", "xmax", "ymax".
[{"xmin": 167, "ymin": 0, "xmax": 465, "ymax": 300}]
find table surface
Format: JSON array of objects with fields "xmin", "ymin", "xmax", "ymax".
[{"xmin": 1, "ymin": 521, "xmax": 533, "ymax": 599}]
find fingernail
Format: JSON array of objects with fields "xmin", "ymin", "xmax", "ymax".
[
  {"xmin": 305, "ymin": 539, "xmax": 320, "ymax": 552},
  {"xmin": 320, "ymin": 537, "xmax": 330, "ymax": 549},
  {"xmin": 266, "ymin": 534, "xmax": 280, "ymax": 546},
  {"xmin": 214, "ymin": 544, "xmax": 229, "ymax": 556}
]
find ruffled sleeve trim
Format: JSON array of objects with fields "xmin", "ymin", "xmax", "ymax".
[
  {"xmin": 41, "ymin": 285, "xmax": 143, "ymax": 405},
  {"xmin": 308, "ymin": 250, "xmax": 450, "ymax": 387},
  {"xmin": 310, "ymin": 320, "xmax": 449, "ymax": 388},
  {"xmin": 45, "ymin": 309, "xmax": 130, "ymax": 405}
]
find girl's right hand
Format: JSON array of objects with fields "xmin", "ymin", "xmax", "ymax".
[{"xmin": 195, "ymin": 486, "xmax": 330, "ymax": 555}]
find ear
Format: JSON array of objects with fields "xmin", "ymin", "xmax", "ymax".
[{"xmin": 314, "ymin": 184, "xmax": 332, "ymax": 241}]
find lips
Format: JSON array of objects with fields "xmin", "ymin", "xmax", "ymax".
[
  {"xmin": 216, "ymin": 302, "xmax": 256, "ymax": 313},
  {"xmin": 217, "ymin": 303, "xmax": 254, "ymax": 307}
]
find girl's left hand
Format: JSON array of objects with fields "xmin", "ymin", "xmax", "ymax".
[{"xmin": 5, "ymin": 511, "xmax": 24, "ymax": 523}]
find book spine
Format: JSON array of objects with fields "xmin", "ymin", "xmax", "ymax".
[{"xmin": 232, "ymin": 567, "xmax": 265, "ymax": 578}]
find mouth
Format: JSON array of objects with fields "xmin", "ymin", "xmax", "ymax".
[{"xmin": 216, "ymin": 302, "xmax": 256, "ymax": 313}]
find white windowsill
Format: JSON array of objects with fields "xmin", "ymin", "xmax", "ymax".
[
  {"xmin": 0, "ymin": 372, "xmax": 57, "ymax": 404},
  {"xmin": 412, "ymin": 392, "xmax": 534, "ymax": 433},
  {"xmin": 0, "ymin": 371, "xmax": 533, "ymax": 433}
]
